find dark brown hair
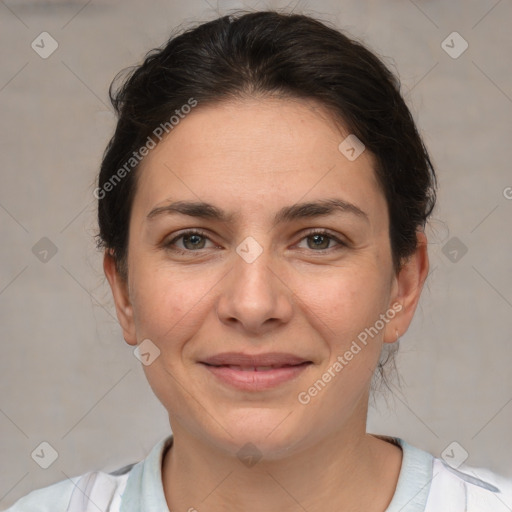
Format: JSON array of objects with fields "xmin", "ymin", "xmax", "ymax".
[{"xmin": 97, "ymin": 11, "xmax": 436, "ymax": 278}]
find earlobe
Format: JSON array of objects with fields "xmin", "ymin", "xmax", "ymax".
[
  {"xmin": 103, "ymin": 250, "xmax": 138, "ymax": 346},
  {"xmin": 383, "ymin": 230, "xmax": 429, "ymax": 344}
]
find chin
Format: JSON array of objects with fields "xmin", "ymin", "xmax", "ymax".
[{"xmin": 206, "ymin": 409, "xmax": 307, "ymax": 460}]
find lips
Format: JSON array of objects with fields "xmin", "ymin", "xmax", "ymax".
[
  {"xmin": 200, "ymin": 352, "xmax": 312, "ymax": 368},
  {"xmin": 220, "ymin": 365, "xmax": 303, "ymax": 371},
  {"xmin": 200, "ymin": 354, "xmax": 313, "ymax": 391}
]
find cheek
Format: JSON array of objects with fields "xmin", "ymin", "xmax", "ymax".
[
  {"xmin": 296, "ymin": 270, "xmax": 389, "ymax": 401},
  {"xmin": 297, "ymin": 265, "xmax": 390, "ymax": 341},
  {"xmin": 128, "ymin": 262, "xmax": 216, "ymax": 342}
]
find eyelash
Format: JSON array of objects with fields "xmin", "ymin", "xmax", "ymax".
[{"xmin": 164, "ymin": 229, "xmax": 346, "ymax": 255}]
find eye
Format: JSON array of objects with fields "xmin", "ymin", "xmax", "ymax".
[
  {"xmin": 164, "ymin": 230, "xmax": 216, "ymax": 253},
  {"xmin": 296, "ymin": 230, "xmax": 346, "ymax": 251},
  {"xmin": 163, "ymin": 229, "xmax": 346, "ymax": 255}
]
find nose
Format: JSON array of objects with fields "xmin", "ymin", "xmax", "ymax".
[{"xmin": 216, "ymin": 243, "xmax": 293, "ymax": 336}]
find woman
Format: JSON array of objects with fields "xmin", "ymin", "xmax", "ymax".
[{"xmin": 7, "ymin": 10, "xmax": 512, "ymax": 512}]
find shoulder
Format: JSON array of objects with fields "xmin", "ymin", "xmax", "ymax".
[
  {"xmin": 384, "ymin": 436, "xmax": 512, "ymax": 511},
  {"xmin": 4, "ymin": 464, "xmax": 134, "ymax": 512},
  {"xmin": 4, "ymin": 435, "xmax": 173, "ymax": 512},
  {"xmin": 4, "ymin": 476, "xmax": 78, "ymax": 512},
  {"xmin": 427, "ymin": 457, "xmax": 512, "ymax": 511}
]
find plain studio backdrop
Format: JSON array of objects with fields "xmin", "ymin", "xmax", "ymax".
[{"xmin": 0, "ymin": 0, "xmax": 511, "ymax": 508}]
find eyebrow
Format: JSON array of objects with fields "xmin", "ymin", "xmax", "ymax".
[{"xmin": 146, "ymin": 198, "xmax": 369, "ymax": 226}]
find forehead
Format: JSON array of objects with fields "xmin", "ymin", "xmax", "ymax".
[{"xmin": 133, "ymin": 97, "xmax": 386, "ymax": 225}]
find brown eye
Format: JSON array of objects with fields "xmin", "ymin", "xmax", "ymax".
[
  {"xmin": 307, "ymin": 233, "xmax": 331, "ymax": 250},
  {"xmin": 165, "ymin": 230, "xmax": 214, "ymax": 253},
  {"xmin": 297, "ymin": 230, "xmax": 346, "ymax": 251},
  {"xmin": 181, "ymin": 233, "xmax": 207, "ymax": 250}
]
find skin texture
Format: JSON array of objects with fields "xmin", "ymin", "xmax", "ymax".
[{"xmin": 104, "ymin": 97, "xmax": 429, "ymax": 511}]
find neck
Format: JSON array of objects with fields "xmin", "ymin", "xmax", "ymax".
[{"xmin": 161, "ymin": 422, "xmax": 402, "ymax": 512}]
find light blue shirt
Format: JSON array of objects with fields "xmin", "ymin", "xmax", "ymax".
[{"xmin": 5, "ymin": 435, "xmax": 512, "ymax": 511}]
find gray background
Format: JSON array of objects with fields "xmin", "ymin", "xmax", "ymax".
[{"xmin": 1, "ymin": 0, "xmax": 511, "ymax": 508}]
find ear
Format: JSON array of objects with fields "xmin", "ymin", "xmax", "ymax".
[
  {"xmin": 103, "ymin": 250, "xmax": 138, "ymax": 346},
  {"xmin": 383, "ymin": 230, "xmax": 429, "ymax": 344}
]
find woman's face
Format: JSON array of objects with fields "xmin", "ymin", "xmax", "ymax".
[{"xmin": 106, "ymin": 97, "xmax": 427, "ymax": 457}]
